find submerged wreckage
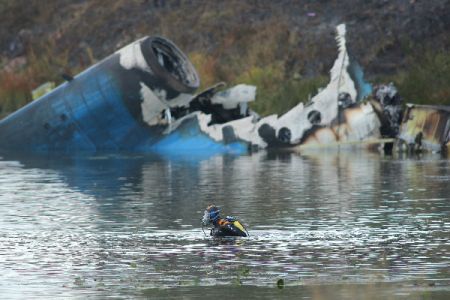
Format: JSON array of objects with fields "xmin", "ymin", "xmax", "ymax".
[{"xmin": 0, "ymin": 24, "xmax": 447, "ymax": 154}]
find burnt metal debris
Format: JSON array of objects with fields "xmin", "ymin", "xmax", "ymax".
[
  {"xmin": 397, "ymin": 104, "xmax": 450, "ymax": 153},
  {"xmin": 0, "ymin": 25, "xmax": 447, "ymax": 154}
]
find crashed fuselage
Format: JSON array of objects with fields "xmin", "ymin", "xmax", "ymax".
[
  {"xmin": 1, "ymin": 24, "xmax": 401, "ymax": 155},
  {"xmin": 0, "ymin": 37, "xmax": 248, "ymax": 154}
]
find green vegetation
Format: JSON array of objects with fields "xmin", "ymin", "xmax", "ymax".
[
  {"xmin": 191, "ymin": 51, "xmax": 328, "ymax": 116},
  {"xmin": 393, "ymin": 51, "xmax": 450, "ymax": 105},
  {"xmin": 0, "ymin": 0, "xmax": 449, "ymax": 119},
  {"xmin": 233, "ymin": 65, "xmax": 327, "ymax": 116},
  {"xmin": 0, "ymin": 71, "xmax": 30, "ymax": 118},
  {"xmin": 0, "ymin": 38, "xmax": 90, "ymax": 118}
]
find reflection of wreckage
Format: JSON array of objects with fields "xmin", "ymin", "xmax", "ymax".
[{"xmin": 0, "ymin": 24, "xmax": 447, "ymax": 154}]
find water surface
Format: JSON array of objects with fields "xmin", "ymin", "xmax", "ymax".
[{"xmin": 0, "ymin": 150, "xmax": 449, "ymax": 299}]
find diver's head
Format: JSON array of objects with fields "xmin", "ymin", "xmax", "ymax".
[{"xmin": 202, "ymin": 204, "xmax": 220, "ymax": 226}]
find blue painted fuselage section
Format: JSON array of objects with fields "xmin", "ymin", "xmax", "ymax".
[{"xmin": 0, "ymin": 53, "xmax": 248, "ymax": 155}]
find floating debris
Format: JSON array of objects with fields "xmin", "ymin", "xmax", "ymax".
[
  {"xmin": 398, "ymin": 104, "xmax": 450, "ymax": 153},
  {"xmin": 277, "ymin": 278, "xmax": 285, "ymax": 289},
  {"xmin": 31, "ymin": 82, "xmax": 55, "ymax": 100}
]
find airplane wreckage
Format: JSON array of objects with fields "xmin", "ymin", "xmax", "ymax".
[{"xmin": 0, "ymin": 24, "xmax": 448, "ymax": 155}]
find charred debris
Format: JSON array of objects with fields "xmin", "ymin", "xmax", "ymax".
[{"xmin": 0, "ymin": 24, "xmax": 448, "ymax": 155}]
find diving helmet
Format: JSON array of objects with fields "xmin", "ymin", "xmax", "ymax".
[{"xmin": 202, "ymin": 204, "xmax": 220, "ymax": 226}]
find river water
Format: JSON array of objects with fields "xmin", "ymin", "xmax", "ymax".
[{"xmin": 0, "ymin": 150, "xmax": 449, "ymax": 299}]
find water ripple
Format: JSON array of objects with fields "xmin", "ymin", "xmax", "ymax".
[{"xmin": 0, "ymin": 152, "xmax": 449, "ymax": 298}]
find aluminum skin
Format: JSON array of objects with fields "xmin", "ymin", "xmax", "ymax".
[{"xmin": 0, "ymin": 37, "xmax": 248, "ymax": 155}]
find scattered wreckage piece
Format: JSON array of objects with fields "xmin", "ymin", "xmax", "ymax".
[
  {"xmin": 165, "ymin": 83, "xmax": 259, "ymax": 150},
  {"xmin": 0, "ymin": 37, "xmax": 249, "ymax": 154},
  {"xmin": 31, "ymin": 82, "xmax": 55, "ymax": 100},
  {"xmin": 251, "ymin": 24, "xmax": 401, "ymax": 152},
  {"xmin": 397, "ymin": 104, "xmax": 450, "ymax": 153},
  {"xmin": 372, "ymin": 83, "xmax": 403, "ymax": 138},
  {"xmin": 296, "ymin": 102, "xmax": 386, "ymax": 150}
]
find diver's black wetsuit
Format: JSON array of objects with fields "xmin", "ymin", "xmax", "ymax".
[{"xmin": 210, "ymin": 217, "xmax": 247, "ymax": 237}]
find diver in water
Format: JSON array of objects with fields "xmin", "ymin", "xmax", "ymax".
[{"xmin": 201, "ymin": 205, "xmax": 248, "ymax": 237}]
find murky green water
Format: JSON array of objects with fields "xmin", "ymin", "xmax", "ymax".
[{"xmin": 0, "ymin": 150, "xmax": 449, "ymax": 299}]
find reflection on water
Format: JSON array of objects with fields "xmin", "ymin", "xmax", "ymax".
[{"xmin": 0, "ymin": 150, "xmax": 449, "ymax": 298}]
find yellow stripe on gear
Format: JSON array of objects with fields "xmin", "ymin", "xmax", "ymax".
[{"xmin": 233, "ymin": 221, "xmax": 245, "ymax": 232}]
